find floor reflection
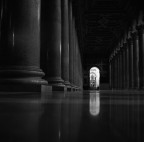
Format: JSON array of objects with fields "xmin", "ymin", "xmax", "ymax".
[
  {"xmin": 0, "ymin": 90, "xmax": 144, "ymax": 142},
  {"xmin": 89, "ymin": 91, "xmax": 100, "ymax": 116}
]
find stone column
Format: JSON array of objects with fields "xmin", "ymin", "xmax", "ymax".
[
  {"xmin": 124, "ymin": 43, "xmax": 128, "ymax": 89},
  {"xmin": 127, "ymin": 38, "xmax": 131, "ymax": 89},
  {"xmin": 73, "ymin": 18, "xmax": 77, "ymax": 90},
  {"xmin": 116, "ymin": 52, "xmax": 119, "ymax": 89},
  {"xmin": 137, "ymin": 24, "xmax": 144, "ymax": 89},
  {"xmin": 45, "ymin": 0, "xmax": 64, "ymax": 87},
  {"xmin": 128, "ymin": 37, "xmax": 134, "ymax": 89},
  {"xmin": 77, "ymin": 51, "xmax": 80, "ymax": 89},
  {"xmin": 122, "ymin": 44, "xmax": 126, "ymax": 89},
  {"xmin": 0, "ymin": 0, "xmax": 47, "ymax": 92},
  {"xmin": 61, "ymin": 0, "xmax": 70, "ymax": 87},
  {"xmin": 119, "ymin": 49, "xmax": 122, "ymax": 89},
  {"xmin": 69, "ymin": 0, "xmax": 74, "ymax": 88},
  {"xmin": 109, "ymin": 59, "xmax": 112, "ymax": 89},
  {"xmin": 114, "ymin": 52, "xmax": 117, "ymax": 89},
  {"xmin": 111, "ymin": 57, "xmax": 114, "ymax": 89},
  {"xmin": 73, "ymin": 23, "xmax": 76, "ymax": 89},
  {"xmin": 126, "ymin": 41, "xmax": 129, "ymax": 89},
  {"xmin": 112, "ymin": 54, "xmax": 116, "ymax": 89},
  {"xmin": 119, "ymin": 47, "xmax": 123, "ymax": 89},
  {"xmin": 132, "ymin": 32, "xmax": 139, "ymax": 89},
  {"xmin": 117, "ymin": 50, "xmax": 120, "ymax": 89},
  {"xmin": 75, "ymin": 35, "xmax": 79, "ymax": 89},
  {"xmin": 112, "ymin": 56, "xmax": 115, "ymax": 89}
]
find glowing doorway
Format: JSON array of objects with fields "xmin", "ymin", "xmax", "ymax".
[{"xmin": 90, "ymin": 67, "xmax": 100, "ymax": 90}]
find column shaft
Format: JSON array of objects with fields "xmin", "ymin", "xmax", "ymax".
[
  {"xmin": 109, "ymin": 61, "xmax": 112, "ymax": 89},
  {"xmin": 73, "ymin": 22, "xmax": 76, "ymax": 87},
  {"xmin": 61, "ymin": 0, "xmax": 70, "ymax": 86},
  {"xmin": 124, "ymin": 43, "xmax": 127, "ymax": 89},
  {"xmin": 46, "ymin": 0, "xmax": 64, "ymax": 86},
  {"xmin": 119, "ymin": 49, "xmax": 123, "ymax": 89},
  {"xmin": 122, "ymin": 46, "xmax": 126, "ymax": 89},
  {"xmin": 114, "ymin": 55, "xmax": 117, "ymax": 89},
  {"xmin": 132, "ymin": 32, "xmax": 139, "ymax": 89},
  {"xmin": 126, "ymin": 43, "xmax": 129, "ymax": 89},
  {"xmin": 0, "ymin": 0, "xmax": 46, "ymax": 91},
  {"xmin": 117, "ymin": 51, "xmax": 120, "ymax": 89},
  {"xmin": 111, "ymin": 58, "xmax": 114, "ymax": 89},
  {"xmin": 129, "ymin": 37, "xmax": 134, "ymax": 89},
  {"xmin": 116, "ymin": 55, "xmax": 119, "ymax": 89},
  {"xmin": 138, "ymin": 25, "xmax": 144, "ymax": 89},
  {"xmin": 69, "ymin": 0, "xmax": 74, "ymax": 87}
]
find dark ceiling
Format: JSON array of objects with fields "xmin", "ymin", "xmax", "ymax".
[{"xmin": 72, "ymin": 0, "xmax": 142, "ymax": 64}]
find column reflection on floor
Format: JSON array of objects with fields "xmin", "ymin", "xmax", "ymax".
[
  {"xmin": 0, "ymin": 91, "xmax": 144, "ymax": 142},
  {"xmin": 39, "ymin": 91, "xmax": 82, "ymax": 142}
]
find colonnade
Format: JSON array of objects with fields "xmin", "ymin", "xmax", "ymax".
[
  {"xmin": 0, "ymin": 0, "xmax": 83, "ymax": 92},
  {"xmin": 109, "ymin": 12, "xmax": 144, "ymax": 90}
]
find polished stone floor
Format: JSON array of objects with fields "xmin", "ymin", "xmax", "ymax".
[{"xmin": 0, "ymin": 90, "xmax": 144, "ymax": 142}]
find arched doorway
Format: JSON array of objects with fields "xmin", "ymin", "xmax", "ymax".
[{"xmin": 90, "ymin": 67, "xmax": 100, "ymax": 90}]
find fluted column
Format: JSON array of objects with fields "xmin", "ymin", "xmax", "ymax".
[
  {"xmin": 137, "ymin": 24, "xmax": 144, "ymax": 89},
  {"xmin": 45, "ymin": 0, "xmax": 64, "ymax": 86},
  {"xmin": 69, "ymin": 0, "xmax": 74, "ymax": 88},
  {"xmin": 132, "ymin": 32, "xmax": 139, "ymax": 89},
  {"xmin": 0, "ymin": 0, "xmax": 47, "ymax": 92},
  {"xmin": 61, "ymin": 0, "xmax": 70, "ymax": 86}
]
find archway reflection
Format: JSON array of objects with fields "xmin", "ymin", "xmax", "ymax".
[{"xmin": 89, "ymin": 92, "xmax": 100, "ymax": 116}]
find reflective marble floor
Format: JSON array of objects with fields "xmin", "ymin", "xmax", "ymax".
[{"xmin": 0, "ymin": 90, "xmax": 144, "ymax": 142}]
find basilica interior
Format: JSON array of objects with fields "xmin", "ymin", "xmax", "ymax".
[{"xmin": 0, "ymin": 0, "xmax": 144, "ymax": 142}]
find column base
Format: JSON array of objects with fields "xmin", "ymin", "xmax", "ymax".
[
  {"xmin": 52, "ymin": 86, "xmax": 67, "ymax": 91},
  {"xmin": 139, "ymin": 86, "xmax": 144, "ymax": 90},
  {"xmin": 66, "ymin": 86, "xmax": 72, "ymax": 91},
  {"xmin": 64, "ymin": 81, "xmax": 71, "ymax": 91},
  {"xmin": 70, "ymin": 84, "xmax": 75, "ymax": 91},
  {"xmin": 0, "ymin": 67, "xmax": 48, "ymax": 92},
  {"xmin": 41, "ymin": 85, "xmax": 52, "ymax": 92},
  {"xmin": 47, "ymin": 77, "xmax": 65, "ymax": 87},
  {"xmin": 64, "ymin": 80, "xmax": 70, "ymax": 86},
  {"xmin": 132, "ymin": 87, "xmax": 139, "ymax": 90},
  {"xmin": 0, "ymin": 84, "xmax": 47, "ymax": 92}
]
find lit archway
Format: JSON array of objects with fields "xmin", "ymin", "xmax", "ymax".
[{"xmin": 90, "ymin": 67, "xmax": 100, "ymax": 90}]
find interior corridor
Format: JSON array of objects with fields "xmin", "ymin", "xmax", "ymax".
[{"xmin": 0, "ymin": 0, "xmax": 144, "ymax": 141}]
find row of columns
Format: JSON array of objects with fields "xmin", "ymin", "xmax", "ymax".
[
  {"xmin": 0, "ymin": 0, "xmax": 83, "ymax": 92},
  {"xmin": 109, "ymin": 24, "xmax": 144, "ymax": 90}
]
